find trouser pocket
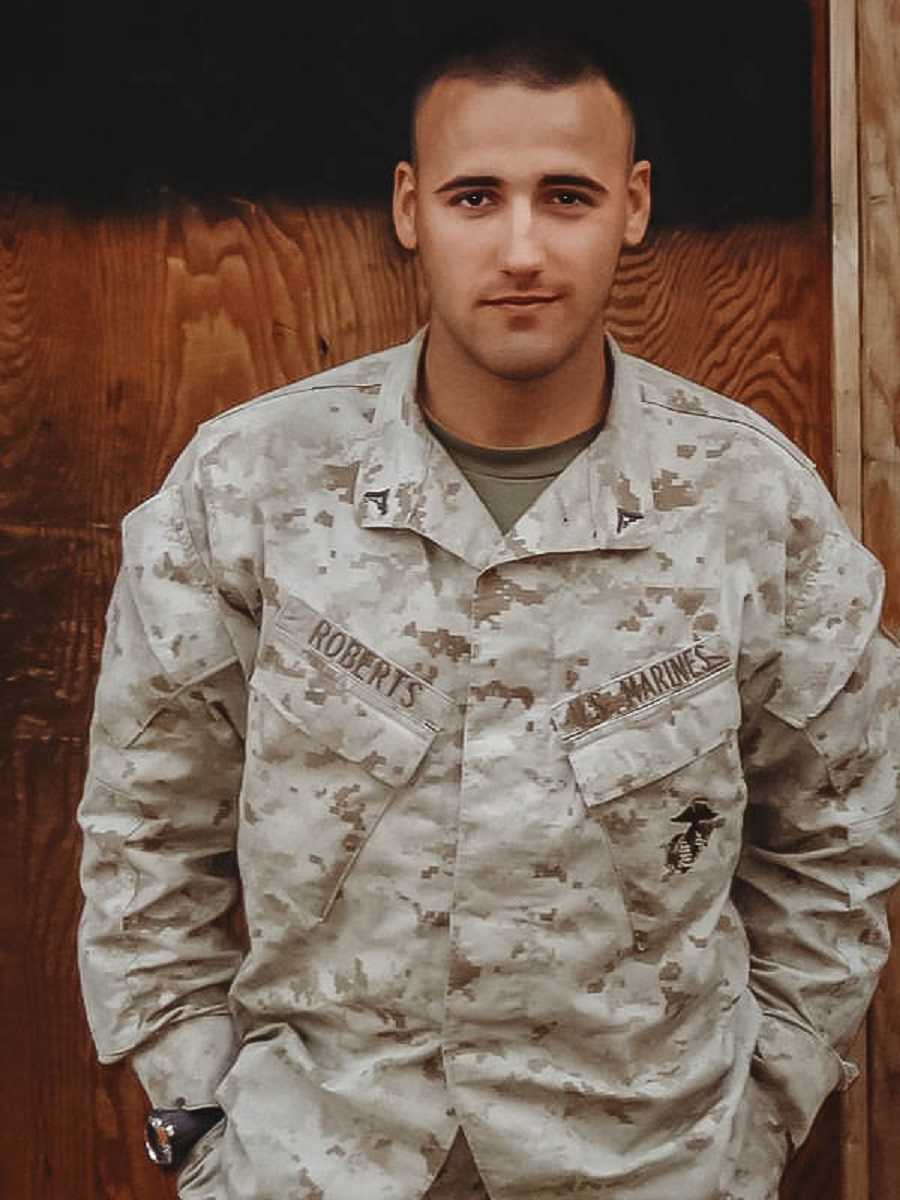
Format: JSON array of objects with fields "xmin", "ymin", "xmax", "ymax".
[{"xmin": 177, "ymin": 1118, "xmax": 226, "ymax": 1200}]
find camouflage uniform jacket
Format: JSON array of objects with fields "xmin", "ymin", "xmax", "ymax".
[{"xmin": 78, "ymin": 329, "xmax": 900, "ymax": 1200}]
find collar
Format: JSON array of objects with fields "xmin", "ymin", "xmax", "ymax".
[{"xmin": 355, "ymin": 328, "xmax": 659, "ymax": 571}]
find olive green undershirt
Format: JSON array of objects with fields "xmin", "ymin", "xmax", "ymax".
[{"xmin": 424, "ymin": 412, "xmax": 601, "ymax": 535}]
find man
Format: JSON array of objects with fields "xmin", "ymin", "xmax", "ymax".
[{"xmin": 78, "ymin": 26, "xmax": 900, "ymax": 1200}]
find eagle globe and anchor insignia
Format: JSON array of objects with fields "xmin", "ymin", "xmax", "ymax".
[{"xmin": 665, "ymin": 800, "xmax": 724, "ymax": 877}]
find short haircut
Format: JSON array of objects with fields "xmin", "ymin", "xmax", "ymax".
[{"xmin": 409, "ymin": 21, "xmax": 641, "ymax": 165}]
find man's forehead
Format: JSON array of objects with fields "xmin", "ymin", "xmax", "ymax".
[{"xmin": 413, "ymin": 75, "xmax": 634, "ymax": 171}]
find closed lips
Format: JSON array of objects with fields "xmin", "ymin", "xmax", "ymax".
[{"xmin": 485, "ymin": 295, "xmax": 558, "ymax": 305}]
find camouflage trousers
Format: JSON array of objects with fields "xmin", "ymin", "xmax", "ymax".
[
  {"xmin": 423, "ymin": 1131, "xmax": 491, "ymax": 1199},
  {"xmin": 177, "ymin": 1099, "xmax": 785, "ymax": 1199},
  {"xmin": 419, "ymin": 1100, "xmax": 787, "ymax": 1199}
]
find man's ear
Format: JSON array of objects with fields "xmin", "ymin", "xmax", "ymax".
[
  {"xmin": 623, "ymin": 159, "xmax": 652, "ymax": 248},
  {"xmin": 392, "ymin": 161, "xmax": 419, "ymax": 252}
]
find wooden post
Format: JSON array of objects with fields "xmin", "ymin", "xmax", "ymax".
[
  {"xmin": 829, "ymin": 0, "xmax": 863, "ymax": 540},
  {"xmin": 829, "ymin": 1, "xmax": 870, "ymax": 1196},
  {"xmin": 832, "ymin": 0, "xmax": 900, "ymax": 1198},
  {"xmin": 858, "ymin": 6, "xmax": 900, "ymax": 1200},
  {"xmin": 840, "ymin": 1026, "xmax": 870, "ymax": 1200},
  {"xmin": 858, "ymin": 0, "xmax": 900, "ymax": 633}
]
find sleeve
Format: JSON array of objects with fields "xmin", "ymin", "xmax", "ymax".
[
  {"xmin": 77, "ymin": 447, "xmax": 256, "ymax": 1108},
  {"xmin": 734, "ymin": 509, "xmax": 900, "ymax": 1153}
]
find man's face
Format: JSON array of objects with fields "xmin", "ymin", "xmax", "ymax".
[{"xmin": 393, "ymin": 75, "xmax": 651, "ymax": 383}]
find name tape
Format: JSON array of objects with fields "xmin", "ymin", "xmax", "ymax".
[
  {"xmin": 272, "ymin": 597, "xmax": 452, "ymax": 729},
  {"xmin": 555, "ymin": 637, "xmax": 731, "ymax": 741}
]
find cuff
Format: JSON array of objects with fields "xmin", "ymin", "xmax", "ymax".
[
  {"xmin": 131, "ymin": 1014, "xmax": 239, "ymax": 1108},
  {"xmin": 751, "ymin": 1011, "xmax": 856, "ymax": 1151}
]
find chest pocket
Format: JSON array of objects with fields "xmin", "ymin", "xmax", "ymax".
[
  {"xmin": 244, "ymin": 602, "xmax": 455, "ymax": 921},
  {"xmin": 560, "ymin": 666, "xmax": 744, "ymax": 956}
]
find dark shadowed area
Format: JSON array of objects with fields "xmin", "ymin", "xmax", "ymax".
[{"xmin": 2, "ymin": 0, "xmax": 811, "ymax": 227}]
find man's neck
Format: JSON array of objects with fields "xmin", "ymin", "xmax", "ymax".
[{"xmin": 419, "ymin": 327, "xmax": 611, "ymax": 450}]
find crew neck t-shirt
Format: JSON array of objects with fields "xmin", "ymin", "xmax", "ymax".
[{"xmin": 423, "ymin": 413, "xmax": 601, "ymax": 535}]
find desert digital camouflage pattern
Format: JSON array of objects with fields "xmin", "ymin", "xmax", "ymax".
[{"xmin": 78, "ymin": 330, "xmax": 900, "ymax": 1200}]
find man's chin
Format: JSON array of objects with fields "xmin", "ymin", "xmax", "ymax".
[{"xmin": 474, "ymin": 344, "xmax": 570, "ymax": 383}]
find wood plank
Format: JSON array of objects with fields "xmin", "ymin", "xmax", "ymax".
[
  {"xmin": 829, "ymin": 0, "xmax": 863, "ymax": 540},
  {"xmin": 859, "ymin": 0, "xmax": 900, "ymax": 635},
  {"xmin": 869, "ymin": 891, "xmax": 900, "ymax": 1200},
  {"xmin": 0, "ymin": 196, "xmax": 169, "ymax": 528},
  {"xmin": 611, "ymin": 222, "xmax": 833, "ymax": 476},
  {"xmin": 863, "ymin": 462, "xmax": 900, "ymax": 634},
  {"xmin": 0, "ymin": 197, "xmax": 426, "ymax": 528},
  {"xmin": 0, "ymin": 734, "xmax": 31, "ymax": 1200},
  {"xmin": 780, "ymin": 1094, "xmax": 843, "ymax": 1199},
  {"xmin": 1, "ymin": 735, "xmax": 174, "ymax": 1200},
  {"xmin": 0, "ymin": 524, "xmax": 119, "ymax": 740},
  {"xmin": 151, "ymin": 198, "xmax": 427, "ymax": 487},
  {"xmin": 858, "ymin": 4, "xmax": 900, "ymax": 1200},
  {"xmin": 840, "ymin": 1025, "xmax": 870, "ymax": 1200}
]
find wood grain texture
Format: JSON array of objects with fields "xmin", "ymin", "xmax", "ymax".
[
  {"xmin": 780, "ymin": 1094, "xmax": 844, "ymax": 1200},
  {"xmin": 610, "ymin": 222, "xmax": 833, "ymax": 477},
  {"xmin": 858, "ymin": 4, "xmax": 900, "ymax": 1200},
  {"xmin": 0, "ymin": 525, "xmax": 119, "ymax": 740},
  {"xmin": 858, "ymin": 0, "xmax": 900, "ymax": 636},
  {"xmin": 869, "ymin": 891, "xmax": 900, "ymax": 1200},
  {"xmin": 0, "ymin": 196, "xmax": 167, "ymax": 528},
  {"xmin": 840, "ymin": 1025, "xmax": 870, "ymax": 1200},
  {"xmin": 829, "ymin": 0, "xmax": 864, "ymax": 538},
  {"xmin": 0, "ymin": 196, "xmax": 429, "ymax": 529},
  {"xmin": 0, "ymin": 735, "xmax": 174, "ymax": 1200},
  {"xmin": 864, "ymin": 462, "xmax": 900, "ymax": 634}
]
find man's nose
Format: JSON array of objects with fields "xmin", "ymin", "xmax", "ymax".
[{"xmin": 497, "ymin": 204, "xmax": 544, "ymax": 276}]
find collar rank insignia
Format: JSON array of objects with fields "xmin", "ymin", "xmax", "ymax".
[
  {"xmin": 665, "ymin": 800, "xmax": 723, "ymax": 877},
  {"xmin": 617, "ymin": 508, "xmax": 643, "ymax": 534},
  {"xmin": 363, "ymin": 488, "xmax": 390, "ymax": 516}
]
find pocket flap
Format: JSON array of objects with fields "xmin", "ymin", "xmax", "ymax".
[
  {"xmin": 563, "ymin": 669, "xmax": 740, "ymax": 806},
  {"xmin": 252, "ymin": 606, "xmax": 454, "ymax": 788}
]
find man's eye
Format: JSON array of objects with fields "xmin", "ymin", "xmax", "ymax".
[
  {"xmin": 453, "ymin": 191, "xmax": 491, "ymax": 208},
  {"xmin": 551, "ymin": 191, "xmax": 589, "ymax": 207}
]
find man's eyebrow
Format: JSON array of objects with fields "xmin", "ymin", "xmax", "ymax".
[
  {"xmin": 434, "ymin": 175, "xmax": 501, "ymax": 195},
  {"xmin": 542, "ymin": 173, "xmax": 608, "ymax": 194},
  {"xmin": 433, "ymin": 173, "xmax": 608, "ymax": 195}
]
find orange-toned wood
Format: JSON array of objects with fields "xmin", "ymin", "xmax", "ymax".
[
  {"xmin": 0, "ymin": 196, "xmax": 430, "ymax": 530},
  {"xmin": 611, "ymin": 222, "xmax": 833, "ymax": 477},
  {"xmin": 869, "ymin": 894, "xmax": 900, "ymax": 1200},
  {"xmin": 858, "ymin": 4, "xmax": 900, "ymax": 1200},
  {"xmin": 781, "ymin": 1094, "xmax": 845, "ymax": 1199},
  {"xmin": 858, "ymin": 0, "xmax": 900, "ymax": 636},
  {"xmin": 841, "ymin": 1025, "xmax": 871, "ymax": 1200},
  {"xmin": 829, "ymin": 0, "xmax": 864, "ymax": 540}
]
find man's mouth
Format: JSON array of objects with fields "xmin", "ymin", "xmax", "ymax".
[{"xmin": 483, "ymin": 294, "xmax": 560, "ymax": 307}]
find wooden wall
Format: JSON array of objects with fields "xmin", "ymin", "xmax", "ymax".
[
  {"xmin": 858, "ymin": 2, "xmax": 900, "ymax": 1199},
  {"xmin": 1, "ymin": 2, "xmax": 897, "ymax": 1196}
]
